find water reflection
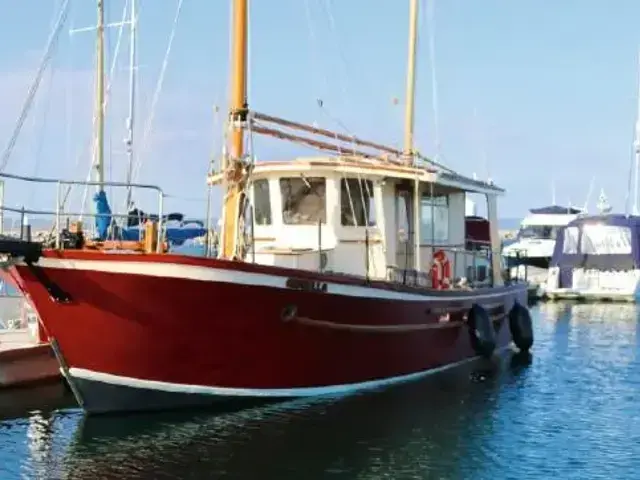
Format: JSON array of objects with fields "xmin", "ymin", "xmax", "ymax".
[{"xmin": 59, "ymin": 358, "xmax": 516, "ymax": 479}]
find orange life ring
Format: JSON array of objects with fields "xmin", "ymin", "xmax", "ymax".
[{"xmin": 430, "ymin": 249, "xmax": 452, "ymax": 290}]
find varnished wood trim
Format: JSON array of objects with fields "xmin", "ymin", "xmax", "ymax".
[{"xmin": 339, "ymin": 239, "xmax": 384, "ymax": 245}]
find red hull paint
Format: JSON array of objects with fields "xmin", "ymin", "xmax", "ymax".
[{"xmin": 6, "ymin": 250, "xmax": 527, "ymax": 413}]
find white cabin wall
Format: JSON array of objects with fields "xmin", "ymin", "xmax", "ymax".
[
  {"xmin": 249, "ymin": 173, "xmax": 388, "ymax": 278},
  {"xmin": 271, "ymin": 176, "xmax": 338, "ymax": 253},
  {"xmin": 247, "ymin": 169, "xmax": 490, "ymax": 283},
  {"xmin": 249, "ymin": 175, "xmax": 338, "ymax": 272},
  {"xmin": 253, "ymin": 249, "xmax": 330, "ymax": 271}
]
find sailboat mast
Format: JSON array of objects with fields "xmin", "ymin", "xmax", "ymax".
[
  {"xmin": 94, "ymin": 0, "xmax": 106, "ymax": 192},
  {"xmin": 403, "ymin": 0, "xmax": 419, "ymax": 159},
  {"xmin": 403, "ymin": 0, "xmax": 421, "ymax": 271},
  {"xmin": 125, "ymin": 0, "xmax": 137, "ymax": 208},
  {"xmin": 219, "ymin": 0, "xmax": 249, "ymax": 259},
  {"xmin": 633, "ymin": 47, "xmax": 640, "ymax": 215}
]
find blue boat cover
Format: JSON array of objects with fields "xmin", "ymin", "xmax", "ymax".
[
  {"xmin": 551, "ymin": 214, "xmax": 640, "ymax": 271},
  {"xmin": 120, "ymin": 223, "xmax": 206, "ymax": 246}
]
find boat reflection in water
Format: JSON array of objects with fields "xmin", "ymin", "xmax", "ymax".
[{"xmin": 56, "ymin": 356, "xmax": 523, "ymax": 480}]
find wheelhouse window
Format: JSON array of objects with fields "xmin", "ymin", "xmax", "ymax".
[
  {"xmin": 580, "ymin": 225, "xmax": 632, "ymax": 255},
  {"xmin": 420, "ymin": 195, "xmax": 448, "ymax": 243},
  {"xmin": 280, "ymin": 176, "xmax": 326, "ymax": 225},
  {"xmin": 518, "ymin": 225, "xmax": 560, "ymax": 240},
  {"xmin": 562, "ymin": 226, "xmax": 579, "ymax": 254},
  {"xmin": 340, "ymin": 178, "xmax": 375, "ymax": 226},
  {"xmin": 252, "ymin": 179, "xmax": 272, "ymax": 226}
]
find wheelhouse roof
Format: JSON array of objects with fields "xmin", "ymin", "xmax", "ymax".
[{"xmin": 208, "ymin": 155, "xmax": 505, "ymax": 196}]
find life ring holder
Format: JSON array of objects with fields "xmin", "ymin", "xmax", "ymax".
[{"xmin": 430, "ymin": 249, "xmax": 452, "ymax": 290}]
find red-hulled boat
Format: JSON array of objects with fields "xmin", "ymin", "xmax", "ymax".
[{"xmin": 0, "ymin": 0, "xmax": 533, "ymax": 414}]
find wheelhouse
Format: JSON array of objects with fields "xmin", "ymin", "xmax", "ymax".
[{"xmin": 214, "ymin": 155, "xmax": 505, "ymax": 288}]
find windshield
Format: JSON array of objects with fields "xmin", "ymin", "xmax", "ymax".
[
  {"xmin": 580, "ymin": 225, "xmax": 632, "ymax": 255},
  {"xmin": 518, "ymin": 225, "xmax": 559, "ymax": 240}
]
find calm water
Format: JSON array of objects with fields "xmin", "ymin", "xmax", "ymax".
[{"xmin": 1, "ymin": 302, "xmax": 640, "ymax": 479}]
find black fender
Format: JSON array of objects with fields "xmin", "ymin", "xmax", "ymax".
[
  {"xmin": 508, "ymin": 302, "xmax": 534, "ymax": 352},
  {"xmin": 467, "ymin": 304, "xmax": 496, "ymax": 358}
]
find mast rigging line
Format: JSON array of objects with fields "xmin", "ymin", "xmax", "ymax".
[
  {"xmin": 251, "ymin": 111, "xmax": 455, "ymax": 173},
  {"xmin": 254, "ymin": 111, "xmax": 402, "ymax": 157},
  {"xmin": 424, "ymin": 0, "xmax": 441, "ymax": 161},
  {"xmin": 251, "ymin": 124, "xmax": 382, "ymax": 160},
  {"xmin": 0, "ymin": 0, "xmax": 71, "ymax": 173},
  {"xmin": 129, "ymin": 0, "xmax": 184, "ymax": 199}
]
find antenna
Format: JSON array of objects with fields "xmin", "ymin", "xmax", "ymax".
[
  {"xmin": 633, "ymin": 47, "xmax": 640, "ymax": 215},
  {"xmin": 582, "ymin": 175, "xmax": 595, "ymax": 213}
]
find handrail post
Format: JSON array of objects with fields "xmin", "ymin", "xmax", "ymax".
[
  {"xmin": 0, "ymin": 180, "xmax": 4, "ymax": 235},
  {"xmin": 19, "ymin": 206, "xmax": 25, "ymax": 240},
  {"xmin": 251, "ymin": 204, "xmax": 255, "ymax": 263},
  {"xmin": 156, "ymin": 192, "xmax": 164, "ymax": 253},
  {"xmin": 55, "ymin": 181, "xmax": 61, "ymax": 249},
  {"xmin": 317, "ymin": 218, "xmax": 322, "ymax": 272},
  {"xmin": 365, "ymin": 227, "xmax": 370, "ymax": 281},
  {"xmin": 473, "ymin": 249, "xmax": 478, "ymax": 285}
]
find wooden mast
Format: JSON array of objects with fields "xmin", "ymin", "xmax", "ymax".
[
  {"xmin": 219, "ymin": 0, "xmax": 249, "ymax": 260},
  {"xmin": 404, "ymin": 0, "xmax": 421, "ymax": 271},
  {"xmin": 94, "ymin": 0, "xmax": 106, "ymax": 192}
]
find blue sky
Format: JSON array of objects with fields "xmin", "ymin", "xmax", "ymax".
[{"xmin": 0, "ymin": 0, "xmax": 640, "ymax": 220}]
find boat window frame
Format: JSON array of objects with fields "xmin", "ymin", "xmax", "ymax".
[
  {"xmin": 340, "ymin": 177, "xmax": 376, "ymax": 227},
  {"xmin": 251, "ymin": 178, "xmax": 272, "ymax": 226},
  {"xmin": 420, "ymin": 194, "xmax": 449, "ymax": 244},
  {"xmin": 562, "ymin": 226, "xmax": 579, "ymax": 254},
  {"xmin": 579, "ymin": 224, "xmax": 633, "ymax": 255},
  {"xmin": 279, "ymin": 176, "xmax": 327, "ymax": 225}
]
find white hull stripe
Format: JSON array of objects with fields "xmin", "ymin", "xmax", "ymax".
[
  {"xmin": 20, "ymin": 257, "xmax": 516, "ymax": 303},
  {"xmin": 68, "ymin": 347, "xmax": 512, "ymax": 398}
]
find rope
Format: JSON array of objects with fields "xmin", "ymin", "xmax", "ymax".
[
  {"xmin": 318, "ymin": 0, "xmax": 349, "ymax": 104},
  {"xmin": 303, "ymin": 0, "xmax": 325, "ymax": 101},
  {"xmin": 0, "ymin": 0, "xmax": 71, "ymax": 173},
  {"xmin": 424, "ymin": 0, "xmax": 441, "ymax": 161},
  {"xmin": 27, "ymin": 66, "xmax": 56, "ymax": 207},
  {"xmin": 130, "ymin": 0, "xmax": 184, "ymax": 193}
]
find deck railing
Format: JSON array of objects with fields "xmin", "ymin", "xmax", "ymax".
[{"xmin": 0, "ymin": 173, "xmax": 165, "ymax": 253}]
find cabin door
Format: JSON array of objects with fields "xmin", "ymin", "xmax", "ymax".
[{"xmin": 395, "ymin": 185, "xmax": 415, "ymax": 270}]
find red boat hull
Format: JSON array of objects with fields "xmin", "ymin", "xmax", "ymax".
[{"xmin": 6, "ymin": 250, "xmax": 528, "ymax": 414}]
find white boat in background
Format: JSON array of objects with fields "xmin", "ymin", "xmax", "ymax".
[
  {"xmin": 502, "ymin": 204, "xmax": 583, "ymax": 270},
  {"xmin": 544, "ymin": 211, "xmax": 640, "ymax": 302},
  {"xmin": 545, "ymin": 51, "xmax": 640, "ymax": 303}
]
